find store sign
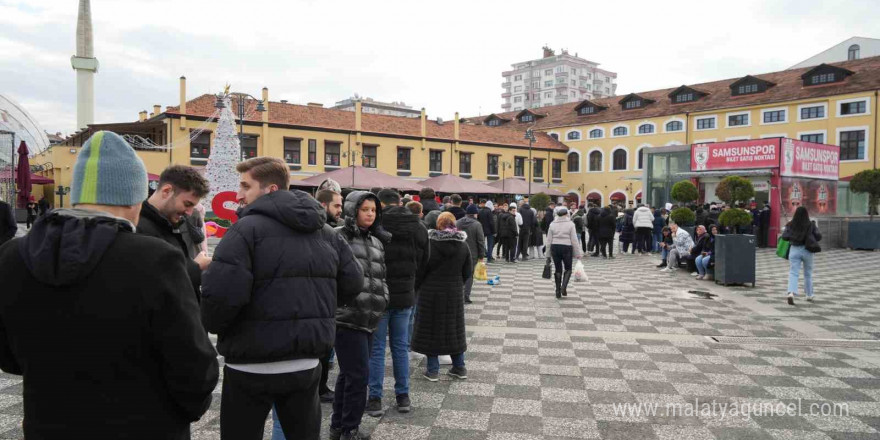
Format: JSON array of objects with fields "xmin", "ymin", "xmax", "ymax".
[
  {"xmin": 752, "ymin": 181, "xmax": 770, "ymax": 192},
  {"xmin": 781, "ymin": 177, "xmax": 837, "ymax": 216},
  {"xmin": 691, "ymin": 139, "xmax": 779, "ymax": 171},
  {"xmin": 779, "ymin": 138, "xmax": 839, "ymax": 180}
]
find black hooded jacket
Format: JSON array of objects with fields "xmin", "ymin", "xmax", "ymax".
[
  {"xmin": 519, "ymin": 203, "xmax": 536, "ymax": 229},
  {"xmin": 0, "ymin": 201, "xmax": 16, "ymax": 245},
  {"xmin": 335, "ymin": 191, "xmax": 390, "ymax": 333},
  {"xmin": 587, "ymin": 207, "xmax": 602, "ymax": 232},
  {"xmin": 380, "ymin": 205, "xmax": 429, "ymax": 310},
  {"xmin": 478, "ymin": 206, "xmax": 496, "ymax": 236},
  {"xmin": 201, "ymin": 190, "xmax": 363, "ymax": 364},
  {"xmin": 497, "ymin": 211, "xmax": 519, "ymax": 238},
  {"xmin": 598, "ymin": 208, "xmax": 617, "ymax": 239},
  {"xmin": 137, "ymin": 200, "xmax": 202, "ymax": 299},
  {"xmin": 0, "ymin": 209, "xmax": 218, "ymax": 439}
]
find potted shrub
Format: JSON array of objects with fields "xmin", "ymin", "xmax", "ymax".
[
  {"xmin": 669, "ymin": 180, "xmax": 697, "ymax": 235},
  {"xmin": 848, "ymin": 169, "xmax": 880, "ymax": 249},
  {"xmin": 713, "ymin": 176, "xmax": 756, "ymax": 286},
  {"xmin": 530, "ymin": 192, "xmax": 551, "ymax": 212}
]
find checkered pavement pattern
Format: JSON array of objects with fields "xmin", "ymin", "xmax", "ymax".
[{"xmin": 733, "ymin": 248, "xmax": 880, "ymax": 340}]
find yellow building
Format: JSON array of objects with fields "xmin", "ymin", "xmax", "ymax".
[
  {"xmin": 35, "ymin": 77, "xmax": 570, "ymax": 208},
  {"xmin": 467, "ymin": 56, "xmax": 880, "ymax": 212}
]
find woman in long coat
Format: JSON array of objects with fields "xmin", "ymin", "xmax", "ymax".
[{"xmin": 412, "ymin": 212, "xmax": 473, "ymax": 381}]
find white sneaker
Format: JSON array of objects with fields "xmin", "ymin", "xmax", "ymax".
[
  {"xmin": 660, "ymin": 267, "xmax": 671, "ymax": 272},
  {"xmin": 691, "ymin": 272, "xmax": 699, "ymax": 276}
]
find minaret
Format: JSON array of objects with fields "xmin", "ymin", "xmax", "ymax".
[{"xmin": 70, "ymin": 0, "xmax": 99, "ymax": 130}]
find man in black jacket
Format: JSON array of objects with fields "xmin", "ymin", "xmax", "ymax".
[
  {"xmin": 315, "ymin": 188, "xmax": 345, "ymax": 403},
  {"xmin": 0, "ymin": 130, "xmax": 218, "ymax": 439},
  {"xmin": 0, "ymin": 200, "xmax": 15, "ymax": 245},
  {"xmin": 477, "ymin": 200, "xmax": 496, "ymax": 262},
  {"xmin": 587, "ymin": 206, "xmax": 601, "ymax": 256},
  {"xmin": 202, "ymin": 157, "xmax": 363, "ymax": 440},
  {"xmin": 517, "ymin": 201, "xmax": 536, "ymax": 260},
  {"xmin": 366, "ymin": 189, "xmax": 429, "ymax": 417},
  {"xmin": 138, "ymin": 165, "xmax": 212, "ymax": 299},
  {"xmin": 497, "ymin": 205, "xmax": 519, "ymax": 263},
  {"xmin": 419, "ymin": 187, "xmax": 441, "ymax": 229},
  {"xmin": 447, "ymin": 193, "xmax": 466, "ymax": 220}
]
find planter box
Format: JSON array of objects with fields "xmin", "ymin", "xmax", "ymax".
[
  {"xmin": 714, "ymin": 234, "xmax": 756, "ymax": 287},
  {"xmin": 848, "ymin": 221, "xmax": 880, "ymax": 250}
]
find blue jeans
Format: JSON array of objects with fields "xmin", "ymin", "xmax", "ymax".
[
  {"xmin": 271, "ymin": 407, "xmax": 285, "ymax": 440},
  {"xmin": 660, "ymin": 247, "xmax": 668, "ymax": 261},
  {"xmin": 788, "ymin": 245, "xmax": 814, "ymax": 297},
  {"xmin": 695, "ymin": 255, "xmax": 711, "ymax": 275},
  {"xmin": 486, "ymin": 235, "xmax": 495, "ymax": 261},
  {"xmin": 369, "ymin": 307, "xmax": 412, "ymax": 399},
  {"xmin": 426, "ymin": 353, "xmax": 465, "ymax": 374},
  {"xmin": 653, "ymin": 231, "xmax": 662, "ymax": 252}
]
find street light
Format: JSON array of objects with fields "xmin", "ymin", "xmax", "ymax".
[
  {"xmin": 55, "ymin": 185, "xmax": 69, "ymax": 208},
  {"xmin": 524, "ymin": 129, "xmax": 536, "ymax": 197},
  {"xmin": 215, "ymin": 92, "xmax": 266, "ymax": 161}
]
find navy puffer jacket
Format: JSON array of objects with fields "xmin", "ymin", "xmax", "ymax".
[{"xmin": 335, "ymin": 191, "xmax": 390, "ymax": 333}]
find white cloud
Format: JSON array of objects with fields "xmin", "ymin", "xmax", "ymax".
[{"xmin": 0, "ymin": 0, "xmax": 878, "ymax": 135}]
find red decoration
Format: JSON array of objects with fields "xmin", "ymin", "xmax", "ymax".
[{"xmin": 210, "ymin": 191, "xmax": 239, "ymax": 238}]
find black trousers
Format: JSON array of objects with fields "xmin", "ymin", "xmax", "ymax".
[
  {"xmin": 635, "ymin": 227, "xmax": 653, "ymax": 253},
  {"xmin": 220, "ymin": 364, "xmax": 321, "ymax": 440},
  {"xmin": 518, "ymin": 229, "xmax": 532, "ymax": 258},
  {"xmin": 502, "ymin": 236, "xmax": 517, "ymax": 262},
  {"xmin": 550, "ymin": 244, "xmax": 573, "ymax": 274},
  {"xmin": 319, "ymin": 352, "xmax": 332, "ymax": 395},
  {"xmin": 599, "ymin": 237, "xmax": 613, "ymax": 257},
  {"xmin": 588, "ymin": 230, "xmax": 599, "ymax": 253},
  {"xmin": 579, "ymin": 231, "xmax": 587, "ymax": 253},
  {"xmin": 331, "ymin": 327, "xmax": 372, "ymax": 432}
]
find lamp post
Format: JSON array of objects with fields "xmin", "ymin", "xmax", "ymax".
[
  {"xmin": 342, "ymin": 150, "xmax": 359, "ymax": 188},
  {"xmin": 55, "ymin": 185, "xmax": 69, "ymax": 208},
  {"xmin": 524, "ymin": 129, "xmax": 536, "ymax": 197}
]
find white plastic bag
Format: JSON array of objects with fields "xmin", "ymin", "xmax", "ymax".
[{"xmin": 573, "ymin": 260, "xmax": 587, "ymax": 282}]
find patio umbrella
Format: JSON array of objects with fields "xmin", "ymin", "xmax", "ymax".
[
  {"xmin": 289, "ymin": 166, "xmax": 423, "ymax": 192},
  {"xmin": 417, "ymin": 174, "xmax": 501, "ymax": 194},
  {"xmin": 487, "ymin": 177, "xmax": 566, "ymax": 196},
  {"xmin": 15, "ymin": 141, "xmax": 30, "ymax": 208}
]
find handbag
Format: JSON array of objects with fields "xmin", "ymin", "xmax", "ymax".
[
  {"xmin": 542, "ymin": 258, "xmax": 552, "ymax": 279},
  {"xmin": 474, "ymin": 261, "xmax": 488, "ymax": 281},
  {"xmin": 776, "ymin": 237, "xmax": 791, "ymax": 259},
  {"xmin": 805, "ymin": 232, "xmax": 822, "ymax": 253}
]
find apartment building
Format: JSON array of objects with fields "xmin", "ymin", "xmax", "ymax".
[{"xmin": 501, "ymin": 46, "xmax": 618, "ymax": 113}]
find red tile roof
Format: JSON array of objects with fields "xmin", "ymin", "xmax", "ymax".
[
  {"xmin": 464, "ymin": 56, "xmax": 880, "ymax": 131},
  {"xmin": 164, "ymin": 95, "xmax": 568, "ymax": 152}
]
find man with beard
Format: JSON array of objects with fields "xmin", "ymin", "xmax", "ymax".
[{"xmin": 138, "ymin": 165, "xmax": 212, "ymax": 299}]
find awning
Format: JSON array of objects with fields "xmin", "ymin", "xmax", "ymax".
[
  {"xmin": 289, "ymin": 166, "xmax": 423, "ymax": 192},
  {"xmin": 418, "ymin": 174, "xmax": 501, "ymax": 194},
  {"xmin": 0, "ymin": 169, "xmax": 54, "ymax": 184},
  {"xmin": 610, "ymin": 192, "xmax": 626, "ymax": 201},
  {"xmin": 486, "ymin": 177, "xmax": 565, "ymax": 196},
  {"xmin": 586, "ymin": 192, "xmax": 602, "ymax": 200},
  {"xmin": 674, "ymin": 169, "xmax": 773, "ymax": 178},
  {"xmin": 148, "ymin": 173, "xmax": 160, "ymax": 181}
]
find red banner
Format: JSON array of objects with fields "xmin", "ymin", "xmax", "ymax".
[
  {"xmin": 779, "ymin": 138, "xmax": 839, "ymax": 180},
  {"xmin": 691, "ymin": 139, "xmax": 780, "ymax": 171}
]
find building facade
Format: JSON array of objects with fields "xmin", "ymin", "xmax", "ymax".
[
  {"xmin": 332, "ymin": 96, "xmax": 421, "ymax": 118},
  {"xmin": 33, "ymin": 78, "xmax": 570, "ymax": 208},
  {"xmin": 474, "ymin": 56, "xmax": 880, "ymax": 214},
  {"xmin": 789, "ymin": 37, "xmax": 880, "ymax": 69},
  {"xmin": 501, "ymin": 46, "xmax": 618, "ymax": 113}
]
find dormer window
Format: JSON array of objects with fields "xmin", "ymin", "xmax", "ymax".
[
  {"xmin": 579, "ymin": 106, "xmax": 594, "ymax": 115},
  {"xmin": 668, "ymin": 86, "xmax": 707, "ymax": 104},
  {"xmin": 520, "ymin": 114, "xmax": 534, "ymax": 123},
  {"xmin": 487, "ymin": 119, "xmax": 501, "ymax": 127},
  {"xmin": 515, "ymin": 109, "xmax": 545, "ymax": 123},
  {"xmin": 801, "ymin": 64, "xmax": 853, "ymax": 87},
  {"xmin": 483, "ymin": 114, "xmax": 511, "ymax": 127},
  {"xmin": 729, "ymin": 75, "xmax": 775, "ymax": 96},
  {"xmin": 619, "ymin": 93, "xmax": 653, "ymax": 111},
  {"xmin": 573, "ymin": 99, "xmax": 607, "ymax": 117}
]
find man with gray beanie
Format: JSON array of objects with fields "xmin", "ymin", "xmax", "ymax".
[{"xmin": 0, "ymin": 131, "xmax": 219, "ymax": 439}]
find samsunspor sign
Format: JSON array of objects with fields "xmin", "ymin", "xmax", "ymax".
[{"xmin": 691, "ymin": 139, "xmax": 780, "ymax": 171}]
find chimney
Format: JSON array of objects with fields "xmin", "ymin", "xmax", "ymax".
[
  {"xmin": 454, "ymin": 112, "xmax": 460, "ymax": 141},
  {"xmin": 138, "ymin": 110, "xmax": 147, "ymax": 122},
  {"xmin": 306, "ymin": 102, "xmax": 324, "ymax": 108},
  {"xmin": 153, "ymin": 104, "xmax": 161, "ymax": 116},
  {"xmin": 420, "ymin": 108, "xmax": 426, "ymax": 138},
  {"xmin": 542, "ymin": 45, "xmax": 554, "ymax": 58},
  {"xmin": 179, "ymin": 76, "xmax": 187, "ymax": 129},
  {"xmin": 355, "ymin": 100, "xmax": 362, "ymax": 132},
  {"xmin": 262, "ymin": 87, "xmax": 269, "ymax": 123},
  {"xmin": 280, "ymin": 100, "xmax": 289, "ymax": 104}
]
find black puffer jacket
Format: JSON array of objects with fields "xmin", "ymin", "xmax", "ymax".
[
  {"xmin": 519, "ymin": 203, "xmax": 536, "ymax": 229},
  {"xmin": 381, "ymin": 205, "xmax": 429, "ymax": 310},
  {"xmin": 497, "ymin": 211, "xmax": 518, "ymax": 238},
  {"xmin": 202, "ymin": 190, "xmax": 363, "ymax": 364},
  {"xmin": 598, "ymin": 208, "xmax": 617, "ymax": 239},
  {"xmin": 587, "ymin": 207, "xmax": 602, "ymax": 232},
  {"xmin": 137, "ymin": 200, "xmax": 202, "ymax": 298},
  {"xmin": 336, "ymin": 191, "xmax": 390, "ymax": 333},
  {"xmin": 412, "ymin": 229, "xmax": 472, "ymax": 356},
  {"xmin": 478, "ymin": 206, "xmax": 496, "ymax": 236}
]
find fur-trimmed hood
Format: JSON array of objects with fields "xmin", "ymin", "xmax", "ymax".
[{"xmin": 428, "ymin": 228, "xmax": 467, "ymax": 242}]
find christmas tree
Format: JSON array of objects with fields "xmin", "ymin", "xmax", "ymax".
[{"xmin": 202, "ymin": 94, "xmax": 241, "ymax": 214}]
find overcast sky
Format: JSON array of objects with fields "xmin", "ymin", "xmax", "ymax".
[{"xmin": 1, "ymin": 0, "xmax": 878, "ymax": 135}]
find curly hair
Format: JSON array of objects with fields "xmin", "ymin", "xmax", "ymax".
[{"xmin": 436, "ymin": 212, "xmax": 456, "ymax": 230}]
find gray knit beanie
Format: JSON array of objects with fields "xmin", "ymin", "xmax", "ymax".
[{"xmin": 70, "ymin": 131, "xmax": 148, "ymax": 206}]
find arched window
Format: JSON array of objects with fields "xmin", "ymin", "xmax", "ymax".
[
  {"xmin": 638, "ymin": 124, "xmax": 654, "ymax": 134},
  {"xmin": 612, "ymin": 149, "xmax": 627, "ymax": 170},
  {"xmin": 848, "ymin": 44, "xmax": 860, "ymax": 61},
  {"xmin": 549, "ymin": 133, "xmax": 559, "ymax": 140},
  {"xmin": 567, "ymin": 152, "xmax": 580, "ymax": 172},
  {"xmin": 567, "ymin": 131, "xmax": 581, "ymax": 140},
  {"xmin": 613, "ymin": 126, "xmax": 628, "ymax": 136},
  {"xmin": 666, "ymin": 120, "xmax": 683, "ymax": 132},
  {"xmin": 636, "ymin": 147, "xmax": 647, "ymax": 170},
  {"xmin": 588, "ymin": 151, "xmax": 603, "ymax": 171},
  {"xmin": 589, "ymin": 129, "xmax": 603, "ymax": 138}
]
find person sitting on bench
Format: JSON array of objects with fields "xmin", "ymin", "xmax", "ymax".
[
  {"xmin": 695, "ymin": 225, "xmax": 717, "ymax": 280},
  {"xmin": 661, "ymin": 222, "xmax": 693, "ymax": 273}
]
